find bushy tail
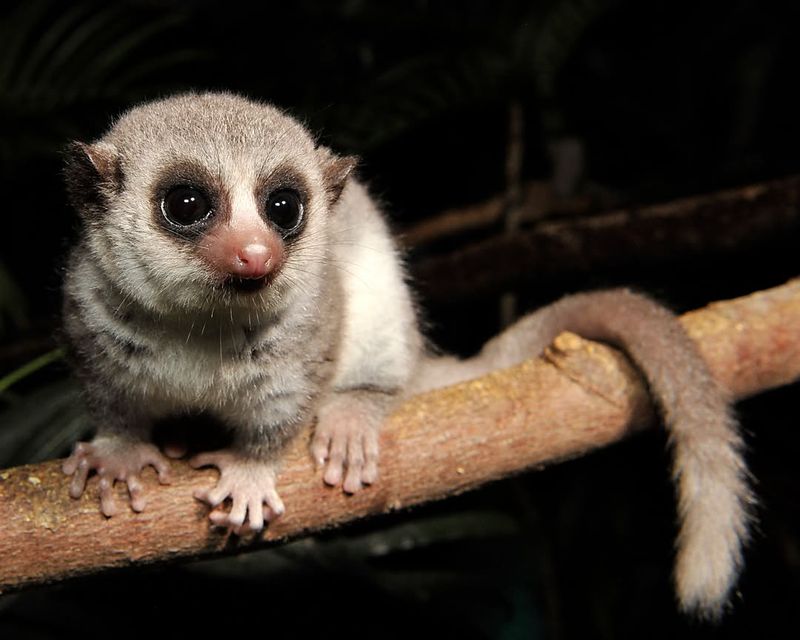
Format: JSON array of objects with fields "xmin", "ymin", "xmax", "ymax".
[{"xmin": 412, "ymin": 288, "xmax": 753, "ymax": 619}]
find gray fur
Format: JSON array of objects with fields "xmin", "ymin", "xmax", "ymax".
[
  {"xmin": 63, "ymin": 92, "xmax": 420, "ymax": 522},
  {"xmin": 62, "ymin": 92, "xmax": 750, "ymax": 619},
  {"xmin": 413, "ymin": 289, "xmax": 752, "ymax": 619}
]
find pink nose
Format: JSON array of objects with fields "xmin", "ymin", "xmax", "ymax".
[{"xmin": 232, "ymin": 243, "xmax": 271, "ymax": 279}]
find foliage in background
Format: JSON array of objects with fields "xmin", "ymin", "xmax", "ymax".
[
  {"xmin": 308, "ymin": 0, "xmax": 616, "ymax": 151},
  {"xmin": 0, "ymin": 0, "xmax": 207, "ymax": 164}
]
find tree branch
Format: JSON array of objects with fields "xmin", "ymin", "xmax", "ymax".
[
  {"xmin": 410, "ymin": 175, "xmax": 800, "ymax": 301},
  {"xmin": 2, "ymin": 279, "xmax": 800, "ymax": 593}
]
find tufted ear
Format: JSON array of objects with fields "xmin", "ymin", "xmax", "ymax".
[
  {"xmin": 317, "ymin": 146, "xmax": 358, "ymax": 206},
  {"xmin": 63, "ymin": 141, "xmax": 121, "ymax": 217}
]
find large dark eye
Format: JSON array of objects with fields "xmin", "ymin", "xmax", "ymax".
[
  {"xmin": 161, "ymin": 186, "xmax": 212, "ymax": 226},
  {"xmin": 266, "ymin": 189, "xmax": 303, "ymax": 233}
]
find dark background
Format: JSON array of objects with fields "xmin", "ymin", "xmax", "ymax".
[{"xmin": 1, "ymin": 1, "xmax": 798, "ymax": 638}]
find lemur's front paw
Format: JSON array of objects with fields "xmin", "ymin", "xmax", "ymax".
[
  {"xmin": 62, "ymin": 436, "xmax": 171, "ymax": 516},
  {"xmin": 311, "ymin": 395, "xmax": 381, "ymax": 494},
  {"xmin": 190, "ymin": 450, "xmax": 285, "ymax": 533}
]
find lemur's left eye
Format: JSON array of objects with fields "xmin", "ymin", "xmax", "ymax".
[{"xmin": 266, "ymin": 190, "xmax": 303, "ymax": 234}]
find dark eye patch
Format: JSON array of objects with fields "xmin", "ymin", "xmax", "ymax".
[
  {"xmin": 255, "ymin": 163, "xmax": 310, "ymax": 240},
  {"xmin": 162, "ymin": 185, "xmax": 212, "ymax": 226},
  {"xmin": 151, "ymin": 160, "xmax": 230, "ymax": 241}
]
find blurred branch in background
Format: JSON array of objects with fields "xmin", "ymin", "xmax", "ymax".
[{"xmin": 409, "ymin": 175, "xmax": 800, "ymax": 301}]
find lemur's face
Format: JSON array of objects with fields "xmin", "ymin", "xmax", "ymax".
[{"xmin": 65, "ymin": 92, "xmax": 355, "ymax": 315}]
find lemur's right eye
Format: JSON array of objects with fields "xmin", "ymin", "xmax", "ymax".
[{"xmin": 161, "ymin": 186, "xmax": 212, "ymax": 226}]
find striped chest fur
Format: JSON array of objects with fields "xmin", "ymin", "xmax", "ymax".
[{"xmin": 63, "ymin": 248, "xmax": 341, "ymax": 424}]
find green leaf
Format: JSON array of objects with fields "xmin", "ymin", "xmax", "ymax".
[{"xmin": 0, "ymin": 346, "xmax": 65, "ymax": 395}]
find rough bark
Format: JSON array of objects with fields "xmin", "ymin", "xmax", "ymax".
[{"xmin": 1, "ymin": 279, "xmax": 800, "ymax": 594}]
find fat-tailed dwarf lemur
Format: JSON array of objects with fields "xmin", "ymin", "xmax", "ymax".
[{"xmin": 61, "ymin": 92, "xmax": 752, "ymax": 619}]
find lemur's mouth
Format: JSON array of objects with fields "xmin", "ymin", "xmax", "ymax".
[{"xmin": 223, "ymin": 276, "xmax": 269, "ymax": 293}]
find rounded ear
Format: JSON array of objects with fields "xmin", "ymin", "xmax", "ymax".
[
  {"xmin": 317, "ymin": 146, "xmax": 358, "ymax": 205},
  {"xmin": 63, "ymin": 141, "xmax": 121, "ymax": 217}
]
